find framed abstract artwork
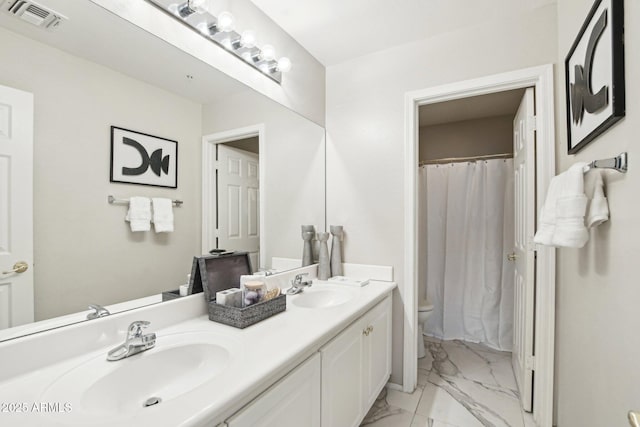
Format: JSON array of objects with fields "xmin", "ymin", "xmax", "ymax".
[
  {"xmin": 110, "ymin": 126, "xmax": 178, "ymax": 188},
  {"xmin": 565, "ymin": 0, "xmax": 625, "ymax": 154}
]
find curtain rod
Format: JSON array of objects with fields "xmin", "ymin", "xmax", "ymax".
[{"xmin": 419, "ymin": 152, "xmax": 513, "ymax": 166}]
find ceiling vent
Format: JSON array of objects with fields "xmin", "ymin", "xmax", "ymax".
[{"xmin": 2, "ymin": 0, "xmax": 67, "ymax": 30}]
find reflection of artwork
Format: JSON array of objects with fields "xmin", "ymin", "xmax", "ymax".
[
  {"xmin": 110, "ymin": 126, "xmax": 178, "ymax": 188},
  {"xmin": 565, "ymin": 0, "xmax": 625, "ymax": 154}
]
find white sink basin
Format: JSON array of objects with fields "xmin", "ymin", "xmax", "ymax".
[
  {"xmin": 292, "ymin": 288, "xmax": 355, "ymax": 309},
  {"xmin": 39, "ymin": 331, "xmax": 237, "ymax": 424}
]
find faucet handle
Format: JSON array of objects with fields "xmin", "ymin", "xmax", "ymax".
[
  {"xmin": 127, "ymin": 320, "xmax": 150, "ymax": 339},
  {"xmin": 293, "ymin": 272, "xmax": 309, "ymax": 284},
  {"xmin": 87, "ymin": 304, "xmax": 110, "ymax": 320}
]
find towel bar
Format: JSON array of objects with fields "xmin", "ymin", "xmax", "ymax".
[
  {"xmin": 584, "ymin": 152, "xmax": 628, "ymax": 173},
  {"xmin": 107, "ymin": 195, "xmax": 183, "ymax": 206}
]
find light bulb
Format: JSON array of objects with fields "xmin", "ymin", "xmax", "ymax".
[
  {"xmin": 277, "ymin": 57, "xmax": 292, "ymax": 72},
  {"xmin": 190, "ymin": 0, "xmax": 206, "ymax": 9},
  {"xmin": 217, "ymin": 11, "xmax": 235, "ymax": 32},
  {"xmin": 261, "ymin": 44, "xmax": 275, "ymax": 61},
  {"xmin": 241, "ymin": 30, "xmax": 257, "ymax": 48}
]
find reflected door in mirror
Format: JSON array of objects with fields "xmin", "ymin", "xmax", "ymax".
[
  {"xmin": 217, "ymin": 145, "xmax": 260, "ymax": 269},
  {"xmin": 0, "ymin": 84, "xmax": 34, "ymax": 329}
]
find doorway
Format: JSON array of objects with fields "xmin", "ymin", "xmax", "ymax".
[
  {"xmin": 403, "ymin": 65, "xmax": 556, "ymax": 426},
  {"xmin": 202, "ymin": 124, "xmax": 265, "ymax": 271}
]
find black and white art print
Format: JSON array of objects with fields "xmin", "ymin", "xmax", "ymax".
[
  {"xmin": 110, "ymin": 126, "xmax": 178, "ymax": 188},
  {"xmin": 565, "ymin": 0, "xmax": 625, "ymax": 154}
]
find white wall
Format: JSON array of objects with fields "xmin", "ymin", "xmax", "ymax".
[
  {"xmin": 0, "ymin": 28, "xmax": 203, "ymax": 320},
  {"xmin": 202, "ymin": 90, "xmax": 326, "ymax": 266},
  {"xmin": 554, "ymin": 1, "xmax": 640, "ymax": 425},
  {"xmin": 91, "ymin": 0, "xmax": 326, "ymax": 126},
  {"xmin": 326, "ymin": 4, "xmax": 558, "ymax": 385},
  {"xmin": 419, "ymin": 116, "xmax": 514, "ymax": 162}
]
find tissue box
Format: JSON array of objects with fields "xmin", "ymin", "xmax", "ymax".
[
  {"xmin": 208, "ymin": 294, "xmax": 286, "ymax": 329},
  {"xmin": 216, "ymin": 288, "xmax": 243, "ymax": 308}
]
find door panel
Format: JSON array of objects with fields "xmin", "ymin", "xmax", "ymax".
[
  {"xmin": 217, "ymin": 145, "xmax": 260, "ymax": 268},
  {"xmin": 512, "ymin": 87, "xmax": 536, "ymax": 412},
  {"xmin": 0, "ymin": 85, "xmax": 34, "ymax": 329}
]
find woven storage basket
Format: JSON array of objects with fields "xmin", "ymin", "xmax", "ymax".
[{"xmin": 208, "ymin": 294, "xmax": 286, "ymax": 329}]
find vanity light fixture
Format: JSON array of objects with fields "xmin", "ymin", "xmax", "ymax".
[{"xmin": 147, "ymin": 0, "xmax": 291, "ymax": 83}]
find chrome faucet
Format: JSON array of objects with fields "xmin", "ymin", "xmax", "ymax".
[
  {"xmin": 286, "ymin": 273, "xmax": 313, "ymax": 295},
  {"xmin": 87, "ymin": 304, "xmax": 110, "ymax": 320},
  {"xmin": 107, "ymin": 321, "xmax": 156, "ymax": 361}
]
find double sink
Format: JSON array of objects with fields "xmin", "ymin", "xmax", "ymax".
[{"xmin": 36, "ymin": 284, "xmax": 356, "ymax": 424}]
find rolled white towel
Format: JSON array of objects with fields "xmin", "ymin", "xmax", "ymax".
[
  {"xmin": 125, "ymin": 197, "xmax": 151, "ymax": 232},
  {"xmin": 152, "ymin": 198, "xmax": 174, "ymax": 233}
]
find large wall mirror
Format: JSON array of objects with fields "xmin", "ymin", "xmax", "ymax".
[{"xmin": 0, "ymin": 0, "xmax": 325, "ymax": 341}]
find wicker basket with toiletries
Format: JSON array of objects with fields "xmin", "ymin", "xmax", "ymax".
[{"xmin": 189, "ymin": 252, "xmax": 286, "ymax": 329}]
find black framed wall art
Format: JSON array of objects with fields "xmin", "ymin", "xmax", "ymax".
[
  {"xmin": 110, "ymin": 126, "xmax": 178, "ymax": 188},
  {"xmin": 565, "ymin": 0, "xmax": 625, "ymax": 154}
]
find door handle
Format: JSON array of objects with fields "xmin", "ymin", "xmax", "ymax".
[
  {"xmin": 507, "ymin": 252, "xmax": 518, "ymax": 262},
  {"xmin": 629, "ymin": 410, "xmax": 640, "ymax": 427},
  {"xmin": 2, "ymin": 261, "xmax": 28, "ymax": 275}
]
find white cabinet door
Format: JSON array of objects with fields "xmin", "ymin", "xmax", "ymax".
[
  {"xmin": 227, "ymin": 353, "xmax": 321, "ymax": 427},
  {"xmin": 362, "ymin": 296, "xmax": 392, "ymax": 410},
  {"xmin": 320, "ymin": 319, "xmax": 365, "ymax": 427},
  {"xmin": 321, "ymin": 295, "xmax": 392, "ymax": 427}
]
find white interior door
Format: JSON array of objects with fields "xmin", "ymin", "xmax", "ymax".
[
  {"xmin": 512, "ymin": 87, "xmax": 536, "ymax": 412},
  {"xmin": 0, "ymin": 84, "xmax": 34, "ymax": 330},
  {"xmin": 217, "ymin": 144, "xmax": 260, "ymax": 270}
]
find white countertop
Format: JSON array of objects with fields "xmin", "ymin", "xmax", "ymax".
[{"xmin": 0, "ymin": 280, "xmax": 395, "ymax": 427}]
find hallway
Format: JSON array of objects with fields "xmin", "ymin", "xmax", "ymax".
[{"xmin": 361, "ymin": 337, "xmax": 535, "ymax": 427}]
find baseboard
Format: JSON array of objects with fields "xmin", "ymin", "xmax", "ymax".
[{"xmin": 385, "ymin": 381, "xmax": 403, "ymax": 392}]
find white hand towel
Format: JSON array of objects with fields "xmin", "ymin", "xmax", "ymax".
[
  {"xmin": 551, "ymin": 163, "xmax": 589, "ymax": 248},
  {"xmin": 584, "ymin": 170, "xmax": 609, "ymax": 228},
  {"xmin": 533, "ymin": 175, "xmax": 561, "ymax": 246},
  {"xmin": 125, "ymin": 197, "xmax": 151, "ymax": 232},
  {"xmin": 152, "ymin": 198, "xmax": 174, "ymax": 233}
]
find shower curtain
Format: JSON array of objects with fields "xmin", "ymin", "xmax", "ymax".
[{"xmin": 419, "ymin": 159, "xmax": 514, "ymax": 351}]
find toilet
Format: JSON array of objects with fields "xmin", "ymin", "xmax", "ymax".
[{"xmin": 417, "ymin": 300, "xmax": 434, "ymax": 359}]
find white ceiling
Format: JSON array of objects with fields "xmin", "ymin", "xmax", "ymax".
[
  {"xmin": 0, "ymin": 0, "xmax": 248, "ymax": 104},
  {"xmin": 250, "ymin": 0, "xmax": 555, "ymax": 66}
]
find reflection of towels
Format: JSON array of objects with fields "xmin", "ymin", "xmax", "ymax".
[
  {"xmin": 152, "ymin": 198, "xmax": 174, "ymax": 233},
  {"xmin": 125, "ymin": 197, "xmax": 151, "ymax": 232},
  {"xmin": 552, "ymin": 163, "xmax": 589, "ymax": 248},
  {"xmin": 584, "ymin": 170, "xmax": 609, "ymax": 228}
]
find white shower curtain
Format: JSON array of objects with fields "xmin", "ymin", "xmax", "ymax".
[{"xmin": 419, "ymin": 159, "xmax": 514, "ymax": 351}]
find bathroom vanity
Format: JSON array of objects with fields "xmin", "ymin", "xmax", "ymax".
[{"xmin": 0, "ymin": 268, "xmax": 395, "ymax": 427}]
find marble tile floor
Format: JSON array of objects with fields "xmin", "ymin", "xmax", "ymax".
[{"xmin": 361, "ymin": 337, "xmax": 535, "ymax": 427}]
